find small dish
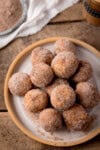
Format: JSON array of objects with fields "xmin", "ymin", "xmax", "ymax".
[
  {"xmin": 0, "ymin": 0, "xmax": 27, "ymax": 36},
  {"xmin": 4, "ymin": 37, "xmax": 100, "ymax": 147}
]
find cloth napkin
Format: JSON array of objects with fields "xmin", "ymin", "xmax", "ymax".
[{"xmin": 0, "ymin": 0, "xmax": 79, "ymax": 49}]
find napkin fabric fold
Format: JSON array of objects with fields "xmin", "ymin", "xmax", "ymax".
[{"xmin": 0, "ymin": 0, "xmax": 79, "ymax": 49}]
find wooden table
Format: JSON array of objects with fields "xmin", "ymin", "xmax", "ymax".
[{"xmin": 0, "ymin": 1, "xmax": 100, "ymax": 150}]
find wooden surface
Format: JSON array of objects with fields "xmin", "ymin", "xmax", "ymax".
[{"xmin": 0, "ymin": 1, "xmax": 100, "ymax": 149}]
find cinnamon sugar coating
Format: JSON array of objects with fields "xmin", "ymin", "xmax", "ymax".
[
  {"xmin": 8, "ymin": 72, "xmax": 32, "ymax": 96},
  {"xmin": 30, "ymin": 63, "xmax": 54, "ymax": 87},
  {"xmin": 76, "ymin": 82, "xmax": 99, "ymax": 108},
  {"xmin": 51, "ymin": 84, "xmax": 76, "ymax": 111},
  {"xmin": 51, "ymin": 51, "xmax": 79, "ymax": 78},
  {"xmin": 39, "ymin": 108, "xmax": 62, "ymax": 132},
  {"xmin": 24, "ymin": 89, "xmax": 48, "ymax": 112},
  {"xmin": 63, "ymin": 104, "xmax": 92, "ymax": 131},
  {"xmin": 31, "ymin": 47, "xmax": 54, "ymax": 65},
  {"xmin": 54, "ymin": 39, "xmax": 76, "ymax": 54},
  {"xmin": 46, "ymin": 78, "xmax": 68, "ymax": 96},
  {"xmin": 72, "ymin": 60, "xmax": 92, "ymax": 82}
]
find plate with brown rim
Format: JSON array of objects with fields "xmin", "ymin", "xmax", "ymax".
[{"xmin": 4, "ymin": 37, "xmax": 100, "ymax": 147}]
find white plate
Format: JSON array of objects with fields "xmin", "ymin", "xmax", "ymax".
[{"xmin": 4, "ymin": 37, "xmax": 100, "ymax": 147}]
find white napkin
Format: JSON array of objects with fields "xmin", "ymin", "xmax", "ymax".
[{"xmin": 0, "ymin": 0, "xmax": 79, "ymax": 49}]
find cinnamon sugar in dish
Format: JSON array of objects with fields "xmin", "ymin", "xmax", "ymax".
[{"xmin": 0, "ymin": 0, "xmax": 22, "ymax": 32}]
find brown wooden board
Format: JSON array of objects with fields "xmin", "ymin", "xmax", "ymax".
[
  {"xmin": 0, "ymin": 2, "xmax": 100, "ymax": 149},
  {"xmin": 51, "ymin": 2, "xmax": 83, "ymax": 23}
]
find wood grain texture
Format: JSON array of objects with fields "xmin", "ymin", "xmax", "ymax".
[
  {"xmin": 0, "ymin": 21, "xmax": 100, "ymax": 110},
  {"xmin": 0, "ymin": 2, "xmax": 100, "ymax": 148},
  {"xmin": 51, "ymin": 2, "xmax": 83, "ymax": 23},
  {"xmin": 0, "ymin": 112, "xmax": 99, "ymax": 150}
]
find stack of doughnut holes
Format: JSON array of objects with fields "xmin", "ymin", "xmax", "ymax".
[{"xmin": 8, "ymin": 38, "xmax": 100, "ymax": 132}]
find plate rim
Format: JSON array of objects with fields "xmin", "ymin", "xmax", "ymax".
[{"xmin": 4, "ymin": 37, "xmax": 100, "ymax": 147}]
